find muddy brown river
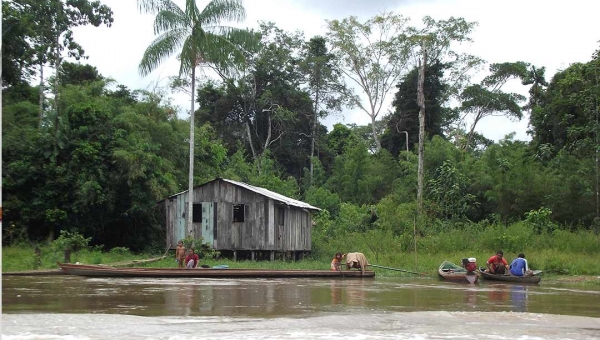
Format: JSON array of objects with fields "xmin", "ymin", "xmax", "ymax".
[{"xmin": 2, "ymin": 275, "xmax": 600, "ymax": 339}]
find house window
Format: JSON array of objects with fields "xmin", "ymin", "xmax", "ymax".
[
  {"xmin": 192, "ymin": 204, "xmax": 202, "ymax": 223},
  {"xmin": 233, "ymin": 204, "xmax": 245, "ymax": 222},
  {"xmin": 277, "ymin": 206, "xmax": 285, "ymax": 226}
]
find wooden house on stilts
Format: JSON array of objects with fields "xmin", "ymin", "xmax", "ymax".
[{"xmin": 157, "ymin": 178, "xmax": 320, "ymax": 261}]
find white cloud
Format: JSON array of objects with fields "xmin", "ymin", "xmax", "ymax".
[{"xmin": 70, "ymin": 0, "xmax": 600, "ymax": 142}]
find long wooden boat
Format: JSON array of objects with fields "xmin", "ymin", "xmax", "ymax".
[
  {"xmin": 438, "ymin": 261, "xmax": 478, "ymax": 284},
  {"xmin": 479, "ymin": 270, "xmax": 541, "ymax": 284},
  {"xmin": 3, "ymin": 269, "xmax": 67, "ymax": 276},
  {"xmin": 58, "ymin": 263, "xmax": 375, "ymax": 278}
]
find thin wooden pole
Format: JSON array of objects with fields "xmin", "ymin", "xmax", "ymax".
[
  {"xmin": 414, "ymin": 215, "xmax": 418, "ymax": 272},
  {"xmin": 369, "ymin": 264, "xmax": 427, "ymax": 276}
]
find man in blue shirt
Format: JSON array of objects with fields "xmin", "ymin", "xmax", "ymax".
[{"xmin": 510, "ymin": 253, "xmax": 532, "ymax": 276}]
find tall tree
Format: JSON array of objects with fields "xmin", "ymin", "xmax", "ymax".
[
  {"xmin": 1, "ymin": 1, "xmax": 36, "ymax": 87},
  {"xmin": 326, "ymin": 12, "xmax": 412, "ymax": 152},
  {"xmin": 0, "ymin": 0, "xmax": 112, "ymax": 124},
  {"xmin": 406, "ymin": 16, "xmax": 477, "ymax": 212},
  {"xmin": 204, "ymin": 22, "xmax": 313, "ymax": 174},
  {"xmin": 382, "ymin": 62, "xmax": 450, "ymax": 157},
  {"xmin": 460, "ymin": 62, "xmax": 529, "ymax": 150},
  {"xmin": 528, "ymin": 51, "xmax": 600, "ymax": 217},
  {"xmin": 29, "ymin": 0, "xmax": 113, "ymax": 138},
  {"xmin": 137, "ymin": 0, "xmax": 253, "ymax": 235},
  {"xmin": 299, "ymin": 36, "xmax": 343, "ymax": 184},
  {"xmin": 416, "ymin": 47, "xmax": 427, "ymax": 211}
]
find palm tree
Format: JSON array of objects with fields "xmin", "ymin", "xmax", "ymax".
[{"xmin": 138, "ymin": 0, "xmax": 253, "ymax": 235}]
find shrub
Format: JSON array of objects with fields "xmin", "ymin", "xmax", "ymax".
[
  {"xmin": 181, "ymin": 236, "xmax": 220, "ymax": 259},
  {"xmin": 109, "ymin": 247, "xmax": 130, "ymax": 255},
  {"xmin": 525, "ymin": 207, "xmax": 557, "ymax": 234},
  {"xmin": 52, "ymin": 230, "xmax": 92, "ymax": 263}
]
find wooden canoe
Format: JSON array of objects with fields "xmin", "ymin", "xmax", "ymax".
[
  {"xmin": 438, "ymin": 261, "xmax": 478, "ymax": 284},
  {"xmin": 58, "ymin": 263, "xmax": 375, "ymax": 278},
  {"xmin": 479, "ymin": 270, "xmax": 541, "ymax": 284}
]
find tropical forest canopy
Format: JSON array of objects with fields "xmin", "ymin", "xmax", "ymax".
[{"xmin": 3, "ymin": 0, "xmax": 600, "ymax": 252}]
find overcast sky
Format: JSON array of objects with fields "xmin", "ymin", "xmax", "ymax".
[{"xmin": 72, "ymin": 0, "xmax": 600, "ymax": 142}]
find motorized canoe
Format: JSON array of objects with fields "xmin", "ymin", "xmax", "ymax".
[
  {"xmin": 57, "ymin": 263, "xmax": 375, "ymax": 278},
  {"xmin": 438, "ymin": 261, "xmax": 478, "ymax": 284},
  {"xmin": 479, "ymin": 270, "xmax": 541, "ymax": 284}
]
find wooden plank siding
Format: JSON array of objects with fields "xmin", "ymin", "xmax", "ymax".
[{"xmin": 160, "ymin": 178, "xmax": 317, "ymax": 254}]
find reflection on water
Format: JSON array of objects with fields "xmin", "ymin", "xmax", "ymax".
[
  {"xmin": 3, "ymin": 276, "xmax": 600, "ymax": 318},
  {"xmin": 511, "ymin": 285, "xmax": 528, "ymax": 312},
  {"xmin": 3, "ymin": 276, "xmax": 600, "ymax": 339}
]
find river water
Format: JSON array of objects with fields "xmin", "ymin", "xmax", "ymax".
[{"xmin": 2, "ymin": 275, "xmax": 600, "ymax": 339}]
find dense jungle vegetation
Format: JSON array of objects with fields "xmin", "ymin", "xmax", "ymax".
[{"xmin": 3, "ymin": 0, "xmax": 600, "ymax": 271}]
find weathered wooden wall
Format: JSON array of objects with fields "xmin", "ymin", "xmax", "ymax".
[
  {"xmin": 163, "ymin": 197, "xmax": 182, "ymax": 250},
  {"xmin": 163, "ymin": 179, "xmax": 313, "ymax": 252}
]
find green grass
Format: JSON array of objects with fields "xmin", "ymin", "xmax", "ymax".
[
  {"xmin": 5, "ymin": 245, "xmax": 596, "ymax": 280},
  {"xmin": 1, "ymin": 243, "xmax": 151, "ymax": 272},
  {"xmin": 3, "ymin": 222, "xmax": 600, "ymax": 282}
]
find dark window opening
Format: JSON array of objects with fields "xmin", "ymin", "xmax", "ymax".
[
  {"xmin": 233, "ymin": 204, "xmax": 245, "ymax": 222},
  {"xmin": 277, "ymin": 206, "xmax": 285, "ymax": 226},
  {"xmin": 193, "ymin": 204, "xmax": 203, "ymax": 223}
]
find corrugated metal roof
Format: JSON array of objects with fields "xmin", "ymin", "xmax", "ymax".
[{"xmin": 163, "ymin": 178, "xmax": 320, "ymax": 211}]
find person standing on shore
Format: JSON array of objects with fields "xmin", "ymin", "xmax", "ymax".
[{"xmin": 175, "ymin": 241, "xmax": 186, "ymax": 268}]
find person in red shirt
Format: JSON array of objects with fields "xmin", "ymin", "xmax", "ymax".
[
  {"xmin": 486, "ymin": 250, "xmax": 509, "ymax": 274},
  {"xmin": 185, "ymin": 248, "xmax": 199, "ymax": 269},
  {"xmin": 330, "ymin": 252, "xmax": 345, "ymax": 271}
]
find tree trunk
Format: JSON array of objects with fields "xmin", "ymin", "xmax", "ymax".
[
  {"xmin": 245, "ymin": 118, "xmax": 257, "ymax": 161},
  {"xmin": 371, "ymin": 115, "xmax": 382, "ymax": 152},
  {"xmin": 64, "ymin": 248, "xmax": 71, "ymax": 263},
  {"xmin": 187, "ymin": 66, "xmax": 196, "ymax": 236},
  {"xmin": 310, "ymin": 88, "xmax": 320, "ymax": 185},
  {"xmin": 417, "ymin": 46, "xmax": 427, "ymax": 213},
  {"xmin": 39, "ymin": 63, "xmax": 44, "ymax": 127},
  {"xmin": 53, "ymin": 31, "xmax": 61, "ymax": 158},
  {"xmin": 595, "ymin": 60, "xmax": 599, "ymax": 218}
]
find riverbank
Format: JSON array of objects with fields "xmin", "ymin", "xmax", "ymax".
[
  {"xmin": 3, "ymin": 244, "xmax": 599, "ymax": 284},
  {"xmin": 546, "ymin": 275, "xmax": 600, "ymax": 285}
]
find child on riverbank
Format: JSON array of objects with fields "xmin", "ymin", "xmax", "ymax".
[
  {"xmin": 330, "ymin": 252, "xmax": 345, "ymax": 271},
  {"xmin": 175, "ymin": 241, "xmax": 186, "ymax": 268}
]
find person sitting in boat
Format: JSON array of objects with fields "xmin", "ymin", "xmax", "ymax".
[
  {"xmin": 510, "ymin": 253, "xmax": 533, "ymax": 276},
  {"xmin": 486, "ymin": 250, "xmax": 509, "ymax": 275},
  {"xmin": 331, "ymin": 252, "xmax": 345, "ymax": 271},
  {"xmin": 185, "ymin": 248, "xmax": 199, "ymax": 269},
  {"xmin": 345, "ymin": 252, "xmax": 369, "ymax": 276}
]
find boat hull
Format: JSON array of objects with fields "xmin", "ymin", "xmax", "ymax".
[
  {"xmin": 438, "ymin": 261, "xmax": 478, "ymax": 284},
  {"xmin": 58, "ymin": 263, "xmax": 375, "ymax": 278},
  {"xmin": 438, "ymin": 270, "xmax": 478, "ymax": 284},
  {"xmin": 479, "ymin": 270, "xmax": 541, "ymax": 284}
]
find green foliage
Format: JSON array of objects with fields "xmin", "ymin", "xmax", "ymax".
[
  {"xmin": 181, "ymin": 236, "xmax": 220, "ymax": 260},
  {"xmin": 332, "ymin": 203, "xmax": 369, "ymax": 234},
  {"xmin": 529, "ymin": 56, "xmax": 600, "ymax": 158},
  {"xmin": 3, "ymin": 1, "xmax": 600, "ymax": 274},
  {"xmin": 52, "ymin": 230, "xmax": 91, "ymax": 253},
  {"xmin": 304, "ymin": 186, "xmax": 341, "ymax": 216},
  {"xmin": 382, "ymin": 62, "xmax": 451, "ymax": 156},
  {"xmin": 427, "ymin": 160, "xmax": 476, "ymax": 219},
  {"xmin": 326, "ymin": 141, "xmax": 399, "ymax": 205},
  {"xmin": 374, "ymin": 197, "xmax": 417, "ymax": 236},
  {"xmin": 109, "ymin": 247, "xmax": 130, "ymax": 255},
  {"xmin": 363, "ymin": 228, "xmax": 397, "ymax": 262},
  {"xmin": 524, "ymin": 207, "xmax": 557, "ymax": 235}
]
